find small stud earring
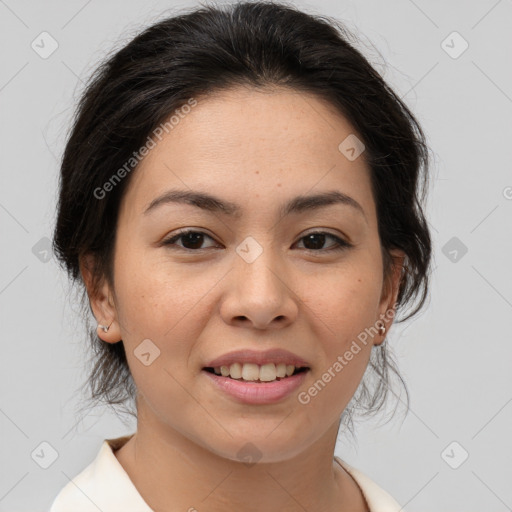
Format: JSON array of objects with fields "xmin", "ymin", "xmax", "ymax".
[
  {"xmin": 98, "ymin": 322, "xmax": 112, "ymax": 333},
  {"xmin": 378, "ymin": 324, "xmax": 386, "ymax": 336}
]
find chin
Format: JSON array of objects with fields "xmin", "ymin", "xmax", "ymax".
[{"xmin": 196, "ymin": 432, "xmax": 313, "ymax": 465}]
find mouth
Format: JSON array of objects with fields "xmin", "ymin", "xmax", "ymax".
[
  {"xmin": 202, "ymin": 364, "xmax": 310, "ymax": 383},
  {"xmin": 201, "ymin": 364, "xmax": 310, "ymax": 404}
]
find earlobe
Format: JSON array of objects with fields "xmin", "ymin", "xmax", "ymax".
[
  {"xmin": 96, "ymin": 319, "xmax": 122, "ymax": 344},
  {"xmin": 79, "ymin": 254, "xmax": 122, "ymax": 344},
  {"xmin": 375, "ymin": 249, "xmax": 406, "ymax": 345},
  {"xmin": 92, "ymin": 282, "xmax": 122, "ymax": 344}
]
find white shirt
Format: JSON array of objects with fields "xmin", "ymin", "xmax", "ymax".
[{"xmin": 48, "ymin": 435, "xmax": 404, "ymax": 512}]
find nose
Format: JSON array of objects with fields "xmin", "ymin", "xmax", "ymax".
[{"xmin": 219, "ymin": 247, "xmax": 299, "ymax": 330}]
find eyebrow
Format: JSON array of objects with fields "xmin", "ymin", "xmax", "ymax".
[{"xmin": 143, "ymin": 189, "xmax": 367, "ymax": 222}]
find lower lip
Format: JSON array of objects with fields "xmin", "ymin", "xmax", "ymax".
[{"xmin": 202, "ymin": 369, "xmax": 309, "ymax": 405}]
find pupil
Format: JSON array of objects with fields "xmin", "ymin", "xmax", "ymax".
[
  {"xmin": 304, "ymin": 233, "xmax": 325, "ymax": 250},
  {"xmin": 183, "ymin": 233, "xmax": 203, "ymax": 249}
]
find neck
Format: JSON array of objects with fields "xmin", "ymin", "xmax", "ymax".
[{"xmin": 114, "ymin": 403, "xmax": 368, "ymax": 512}]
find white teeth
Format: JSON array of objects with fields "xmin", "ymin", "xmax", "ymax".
[
  {"xmin": 259, "ymin": 363, "xmax": 277, "ymax": 382},
  {"xmin": 242, "ymin": 363, "xmax": 260, "ymax": 381},
  {"xmin": 229, "ymin": 362, "xmax": 242, "ymax": 379},
  {"xmin": 212, "ymin": 362, "xmax": 301, "ymax": 381},
  {"xmin": 276, "ymin": 363, "xmax": 287, "ymax": 377}
]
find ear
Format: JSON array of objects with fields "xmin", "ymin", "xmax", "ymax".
[
  {"xmin": 79, "ymin": 253, "xmax": 122, "ymax": 344},
  {"xmin": 374, "ymin": 248, "xmax": 406, "ymax": 346}
]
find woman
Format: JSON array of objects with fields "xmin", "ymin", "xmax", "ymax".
[{"xmin": 49, "ymin": 1, "xmax": 432, "ymax": 510}]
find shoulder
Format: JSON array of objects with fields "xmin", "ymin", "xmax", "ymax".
[
  {"xmin": 334, "ymin": 456, "xmax": 405, "ymax": 512},
  {"xmin": 48, "ymin": 435, "xmax": 153, "ymax": 512}
]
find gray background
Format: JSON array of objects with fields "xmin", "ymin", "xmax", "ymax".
[{"xmin": 1, "ymin": 0, "xmax": 511, "ymax": 510}]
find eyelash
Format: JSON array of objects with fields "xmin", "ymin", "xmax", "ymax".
[{"xmin": 161, "ymin": 229, "xmax": 352, "ymax": 253}]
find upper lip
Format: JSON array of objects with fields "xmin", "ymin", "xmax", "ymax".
[{"xmin": 204, "ymin": 349, "xmax": 311, "ymax": 369}]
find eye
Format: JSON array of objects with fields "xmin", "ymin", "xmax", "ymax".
[
  {"xmin": 161, "ymin": 229, "xmax": 352, "ymax": 253},
  {"xmin": 161, "ymin": 229, "xmax": 219, "ymax": 250},
  {"xmin": 294, "ymin": 231, "xmax": 352, "ymax": 252}
]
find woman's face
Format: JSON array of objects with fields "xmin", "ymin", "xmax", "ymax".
[{"xmin": 88, "ymin": 85, "xmax": 403, "ymax": 462}]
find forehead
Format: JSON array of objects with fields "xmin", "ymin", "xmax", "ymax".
[
  {"xmin": 120, "ymin": 85, "xmax": 375, "ymax": 222},
  {"xmin": 151, "ymin": 86, "xmax": 364, "ymax": 165}
]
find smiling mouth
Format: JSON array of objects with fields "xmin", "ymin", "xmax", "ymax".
[{"xmin": 203, "ymin": 366, "xmax": 309, "ymax": 383}]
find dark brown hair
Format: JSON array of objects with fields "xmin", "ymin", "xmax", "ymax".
[{"xmin": 53, "ymin": 0, "xmax": 432, "ymax": 437}]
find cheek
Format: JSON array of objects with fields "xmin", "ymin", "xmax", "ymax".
[
  {"xmin": 116, "ymin": 278, "xmax": 208, "ymax": 351},
  {"xmin": 112, "ymin": 245, "xmax": 201, "ymax": 335},
  {"xmin": 296, "ymin": 274, "xmax": 380, "ymax": 421},
  {"xmin": 112, "ymin": 255, "xmax": 220, "ymax": 395},
  {"xmin": 304, "ymin": 266, "xmax": 383, "ymax": 344},
  {"xmin": 112, "ymin": 262, "xmax": 208, "ymax": 406}
]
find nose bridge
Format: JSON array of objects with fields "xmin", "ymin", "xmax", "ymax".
[
  {"xmin": 220, "ymin": 234, "xmax": 298, "ymax": 328},
  {"xmin": 234, "ymin": 235, "xmax": 284, "ymax": 296}
]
